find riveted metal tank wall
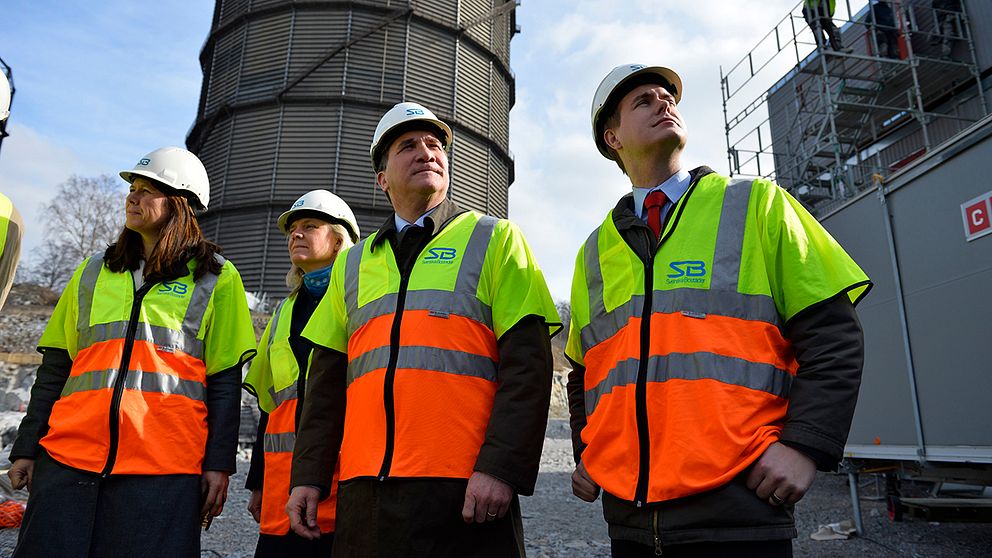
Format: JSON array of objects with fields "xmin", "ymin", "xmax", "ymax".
[{"xmin": 187, "ymin": 0, "xmax": 517, "ymax": 296}]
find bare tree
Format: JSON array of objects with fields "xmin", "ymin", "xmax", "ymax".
[{"xmin": 21, "ymin": 175, "xmax": 126, "ymax": 291}]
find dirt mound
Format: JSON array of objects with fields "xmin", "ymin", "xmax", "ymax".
[{"xmin": 5, "ymin": 284, "xmax": 60, "ymax": 307}]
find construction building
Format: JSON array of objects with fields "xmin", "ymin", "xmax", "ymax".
[
  {"xmin": 187, "ymin": 0, "xmax": 518, "ymax": 297},
  {"xmin": 723, "ymin": 0, "xmax": 990, "ymax": 213},
  {"xmin": 722, "ymin": 0, "xmax": 992, "ymax": 531}
]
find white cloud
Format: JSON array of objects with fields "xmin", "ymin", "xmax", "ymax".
[{"xmin": 0, "ymin": 123, "xmax": 106, "ymax": 255}]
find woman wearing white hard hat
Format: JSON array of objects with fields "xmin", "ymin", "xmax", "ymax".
[
  {"xmin": 7, "ymin": 146, "xmax": 257, "ymax": 557},
  {"xmin": 243, "ymin": 189, "xmax": 359, "ymax": 557}
]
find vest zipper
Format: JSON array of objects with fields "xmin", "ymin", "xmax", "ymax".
[
  {"xmin": 634, "ymin": 240, "xmax": 654, "ymax": 506},
  {"xmin": 378, "ymin": 271, "xmax": 411, "ymax": 481},
  {"xmin": 101, "ymin": 282, "xmax": 153, "ymax": 477},
  {"xmin": 653, "ymin": 508, "xmax": 663, "ymax": 556}
]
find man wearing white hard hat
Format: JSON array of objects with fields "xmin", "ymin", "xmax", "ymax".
[
  {"xmin": 564, "ymin": 64, "xmax": 871, "ymax": 556},
  {"xmin": 286, "ymin": 102, "xmax": 560, "ymax": 557}
]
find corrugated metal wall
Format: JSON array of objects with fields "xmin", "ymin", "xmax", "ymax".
[{"xmin": 187, "ymin": 0, "xmax": 517, "ymax": 296}]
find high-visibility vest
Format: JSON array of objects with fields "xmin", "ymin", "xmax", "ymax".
[
  {"xmin": 567, "ymin": 174, "xmax": 870, "ymax": 506},
  {"xmin": 244, "ymin": 295, "xmax": 337, "ymax": 535},
  {"xmin": 39, "ymin": 253, "xmax": 257, "ymax": 475},
  {"xmin": 0, "ymin": 193, "xmax": 23, "ymax": 311},
  {"xmin": 304, "ymin": 210, "xmax": 560, "ymax": 482}
]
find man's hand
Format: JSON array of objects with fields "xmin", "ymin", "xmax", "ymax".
[
  {"xmin": 8, "ymin": 458, "xmax": 35, "ymax": 491},
  {"xmin": 746, "ymin": 442, "xmax": 817, "ymax": 506},
  {"xmin": 571, "ymin": 461, "xmax": 601, "ymax": 502},
  {"xmin": 461, "ymin": 471, "xmax": 514, "ymax": 523},
  {"xmin": 200, "ymin": 470, "xmax": 231, "ymax": 518},
  {"xmin": 287, "ymin": 485, "xmax": 322, "ymax": 539},
  {"xmin": 247, "ymin": 489, "xmax": 262, "ymax": 523}
]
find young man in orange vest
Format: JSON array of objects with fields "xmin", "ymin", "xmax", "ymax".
[
  {"xmin": 566, "ymin": 64, "xmax": 871, "ymax": 557},
  {"xmin": 286, "ymin": 102, "xmax": 560, "ymax": 557}
]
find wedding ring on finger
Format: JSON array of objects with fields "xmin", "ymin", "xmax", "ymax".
[{"xmin": 770, "ymin": 492, "xmax": 785, "ymax": 505}]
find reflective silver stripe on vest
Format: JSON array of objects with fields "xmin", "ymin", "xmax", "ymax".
[
  {"xmin": 76, "ymin": 254, "xmax": 106, "ymax": 333},
  {"xmin": 77, "ymin": 321, "xmax": 206, "ymax": 360},
  {"xmin": 580, "ymin": 179, "xmax": 782, "ymax": 354},
  {"xmin": 347, "ymin": 291, "xmax": 493, "ymax": 337},
  {"xmin": 584, "ymin": 352, "xmax": 793, "ymax": 416},
  {"xmin": 579, "ymin": 290, "xmax": 782, "ymax": 353},
  {"xmin": 711, "ymin": 179, "xmax": 753, "ymax": 291},
  {"xmin": 263, "ymin": 431, "xmax": 296, "ymax": 453},
  {"xmin": 74, "ymin": 255, "xmax": 221, "ymax": 360},
  {"xmin": 348, "ymin": 345, "xmax": 498, "ymax": 385},
  {"xmin": 60, "ymin": 369, "xmax": 207, "ymax": 401},
  {"xmin": 182, "ymin": 254, "xmax": 225, "ymax": 336},
  {"xmin": 343, "ymin": 213, "xmax": 497, "ymax": 334},
  {"xmin": 268, "ymin": 382, "xmax": 299, "ymax": 407},
  {"xmin": 583, "ymin": 228, "xmax": 608, "ymax": 338},
  {"xmin": 267, "ymin": 298, "xmax": 288, "ymax": 353},
  {"xmin": 343, "ymin": 238, "xmax": 368, "ymax": 321},
  {"xmin": 454, "ymin": 215, "xmax": 497, "ymax": 294}
]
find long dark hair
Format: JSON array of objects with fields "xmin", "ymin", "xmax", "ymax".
[{"xmin": 104, "ymin": 194, "xmax": 222, "ymax": 283}]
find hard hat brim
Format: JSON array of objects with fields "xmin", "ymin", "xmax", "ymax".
[
  {"xmin": 120, "ymin": 169, "xmax": 208, "ymax": 210},
  {"xmin": 371, "ymin": 120, "xmax": 453, "ymax": 171},
  {"xmin": 277, "ymin": 208, "xmax": 360, "ymax": 242}
]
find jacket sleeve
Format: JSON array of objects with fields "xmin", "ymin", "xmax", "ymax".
[
  {"xmin": 245, "ymin": 410, "xmax": 268, "ymax": 490},
  {"xmin": 9, "ymin": 348, "xmax": 72, "ymax": 461},
  {"xmin": 202, "ymin": 365, "xmax": 243, "ymax": 472},
  {"xmin": 473, "ymin": 315, "xmax": 553, "ymax": 496},
  {"xmin": 291, "ymin": 346, "xmax": 348, "ymax": 499},
  {"xmin": 565, "ymin": 356, "xmax": 588, "ymax": 465},
  {"xmin": 779, "ymin": 293, "xmax": 865, "ymax": 470}
]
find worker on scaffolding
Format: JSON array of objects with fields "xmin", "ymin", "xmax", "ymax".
[
  {"xmin": 930, "ymin": 0, "xmax": 963, "ymax": 58},
  {"xmin": 870, "ymin": 0, "xmax": 900, "ymax": 59},
  {"xmin": 803, "ymin": 0, "xmax": 851, "ymax": 53},
  {"xmin": 567, "ymin": 63, "xmax": 872, "ymax": 557}
]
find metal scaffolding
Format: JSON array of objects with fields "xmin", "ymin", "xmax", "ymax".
[{"xmin": 721, "ymin": 0, "xmax": 988, "ymax": 214}]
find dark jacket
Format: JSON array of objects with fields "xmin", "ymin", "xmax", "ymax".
[
  {"xmin": 566, "ymin": 167, "xmax": 866, "ymax": 547},
  {"xmin": 291, "ymin": 199, "xmax": 555, "ymax": 557}
]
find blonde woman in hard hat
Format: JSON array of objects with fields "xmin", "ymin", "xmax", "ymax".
[
  {"xmin": 243, "ymin": 190, "xmax": 359, "ymax": 557},
  {"xmin": 7, "ymin": 147, "xmax": 257, "ymax": 558}
]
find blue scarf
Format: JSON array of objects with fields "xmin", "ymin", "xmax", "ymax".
[{"xmin": 302, "ymin": 263, "xmax": 333, "ymax": 298}]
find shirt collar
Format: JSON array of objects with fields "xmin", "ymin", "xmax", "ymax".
[
  {"xmin": 394, "ymin": 204, "xmax": 440, "ymax": 231},
  {"xmin": 631, "ymin": 168, "xmax": 691, "ymax": 219},
  {"xmin": 371, "ymin": 198, "xmax": 466, "ymax": 251}
]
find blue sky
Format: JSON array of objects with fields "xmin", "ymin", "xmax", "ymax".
[{"xmin": 0, "ymin": 0, "xmax": 867, "ymax": 300}]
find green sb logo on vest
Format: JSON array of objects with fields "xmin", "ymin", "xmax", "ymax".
[
  {"xmin": 423, "ymin": 247, "xmax": 457, "ymax": 264},
  {"xmin": 159, "ymin": 281, "xmax": 190, "ymax": 297},
  {"xmin": 667, "ymin": 260, "xmax": 707, "ymax": 285}
]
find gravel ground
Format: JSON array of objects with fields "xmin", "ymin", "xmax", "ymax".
[{"xmin": 2, "ymin": 419, "xmax": 991, "ymax": 556}]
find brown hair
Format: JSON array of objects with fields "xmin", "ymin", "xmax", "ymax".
[{"xmin": 104, "ymin": 194, "xmax": 222, "ymax": 283}]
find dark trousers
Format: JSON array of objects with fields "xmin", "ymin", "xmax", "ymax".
[
  {"xmin": 255, "ymin": 531, "xmax": 334, "ymax": 557},
  {"xmin": 611, "ymin": 538, "xmax": 793, "ymax": 558},
  {"xmin": 14, "ymin": 451, "xmax": 201, "ymax": 558},
  {"xmin": 803, "ymin": 4, "xmax": 844, "ymax": 50}
]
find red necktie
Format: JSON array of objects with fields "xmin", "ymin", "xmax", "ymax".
[{"xmin": 644, "ymin": 190, "xmax": 669, "ymax": 240}]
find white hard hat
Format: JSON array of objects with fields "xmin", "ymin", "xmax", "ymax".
[
  {"xmin": 0, "ymin": 72, "xmax": 11, "ymax": 122},
  {"xmin": 278, "ymin": 189, "xmax": 361, "ymax": 242},
  {"xmin": 120, "ymin": 146, "xmax": 210, "ymax": 210},
  {"xmin": 370, "ymin": 102, "xmax": 452, "ymax": 171},
  {"xmin": 591, "ymin": 64, "xmax": 683, "ymax": 159}
]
